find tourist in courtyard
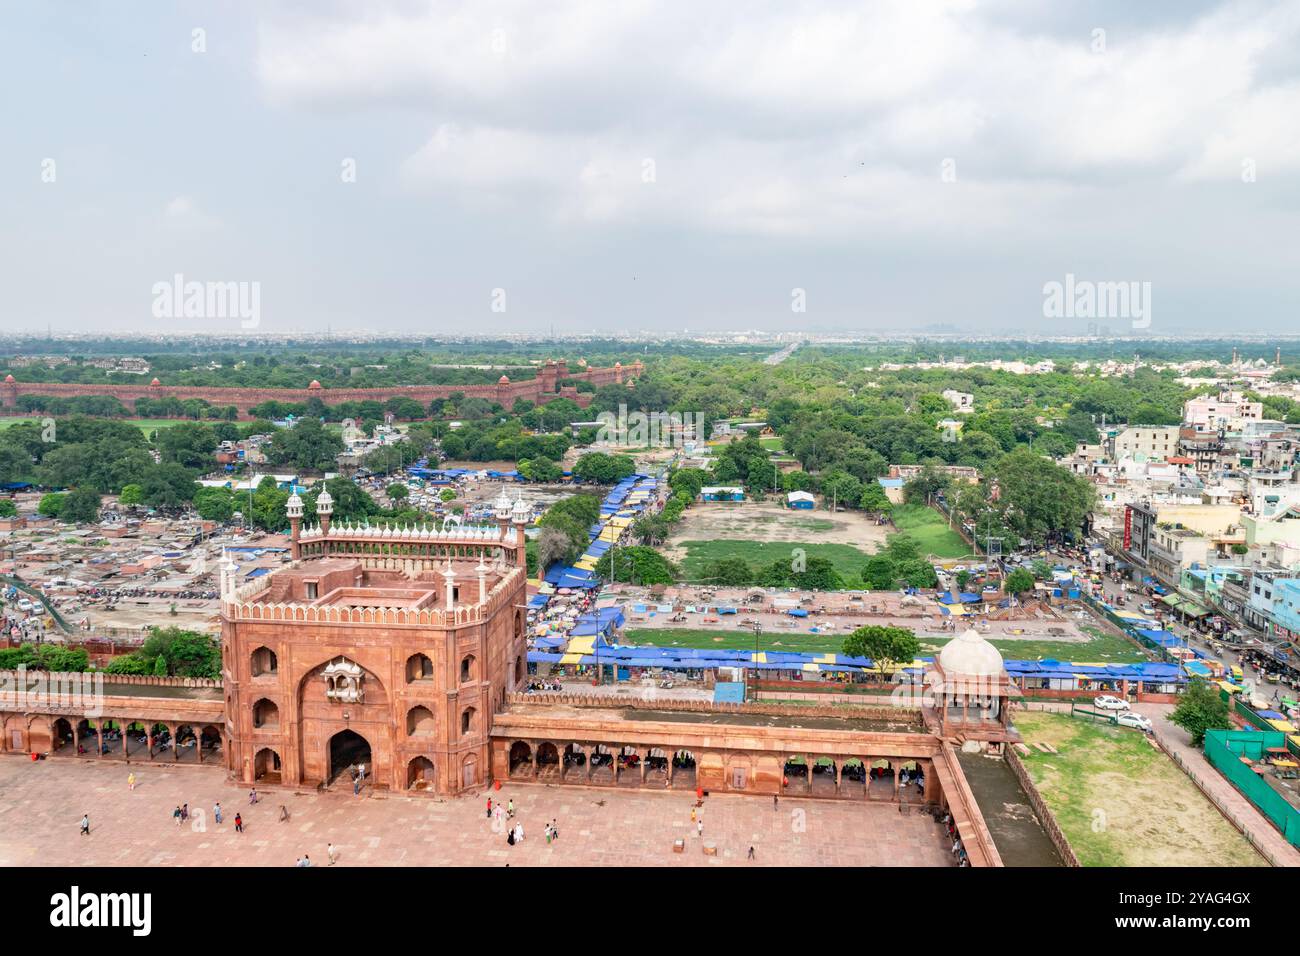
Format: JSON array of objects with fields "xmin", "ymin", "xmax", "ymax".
[
  {"xmin": 79, "ymin": 813, "xmax": 90, "ymax": 836},
  {"xmin": 486, "ymin": 796, "xmax": 492, "ymax": 818},
  {"xmin": 214, "ymin": 802, "xmax": 222, "ymax": 825},
  {"xmin": 234, "ymin": 813, "xmax": 243, "ymax": 833},
  {"xmin": 697, "ymin": 819, "xmax": 704, "ymax": 838},
  {"xmin": 747, "ymin": 846, "xmax": 755, "ymax": 860},
  {"xmin": 249, "ymin": 787, "xmax": 258, "ymax": 805},
  {"xmin": 507, "ymin": 798, "xmax": 515, "ymax": 818},
  {"xmin": 127, "ymin": 772, "xmax": 136, "ymax": 791},
  {"xmin": 279, "ymin": 805, "xmax": 290, "ymax": 822},
  {"xmin": 173, "ymin": 805, "xmax": 182, "ymax": 827},
  {"xmin": 327, "ymin": 843, "xmax": 337, "ymax": 865},
  {"xmin": 551, "ymin": 819, "xmax": 558, "ymax": 840},
  {"xmin": 181, "ymin": 803, "xmax": 188, "ymax": 821}
]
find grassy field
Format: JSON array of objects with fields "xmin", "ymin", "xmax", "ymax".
[
  {"xmin": 623, "ymin": 627, "xmax": 848, "ymax": 655},
  {"xmin": 919, "ymin": 626, "xmax": 1151, "ymax": 664},
  {"xmin": 889, "ymin": 504, "xmax": 971, "ymax": 558},
  {"xmin": 1013, "ymin": 711, "xmax": 1265, "ymax": 867},
  {"xmin": 622, "ymin": 625, "xmax": 1150, "ymax": 663},
  {"xmin": 0, "ymin": 416, "xmax": 197, "ymax": 433},
  {"xmin": 675, "ymin": 539, "xmax": 873, "ymax": 585}
]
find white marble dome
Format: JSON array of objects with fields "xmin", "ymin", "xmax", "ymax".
[{"xmin": 938, "ymin": 627, "xmax": 1005, "ymax": 677}]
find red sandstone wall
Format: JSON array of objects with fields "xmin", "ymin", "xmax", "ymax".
[{"xmin": 1, "ymin": 360, "xmax": 640, "ymax": 420}]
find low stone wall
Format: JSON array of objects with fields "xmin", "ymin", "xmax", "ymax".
[
  {"xmin": 0, "ymin": 668, "xmax": 221, "ymax": 689},
  {"xmin": 508, "ymin": 691, "xmax": 913, "ymax": 723},
  {"xmin": 1004, "ymin": 747, "xmax": 1081, "ymax": 867}
]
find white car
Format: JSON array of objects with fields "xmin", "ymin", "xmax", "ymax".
[
  {"xmin": 1094, "ymin": 695, "xmax": 1131, "ymax": 711},
  {"xmin": 1115, "ymin": 712, "xmax": 1153, "ymax": 733}
]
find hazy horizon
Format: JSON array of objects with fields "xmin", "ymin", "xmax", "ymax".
[{"xmin": 6, "ymin": 1, "xmax": 1300, "ymax": 336}]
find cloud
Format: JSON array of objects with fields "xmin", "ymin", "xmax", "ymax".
[{"xmin": 252, "ymin": 0, "xmax": 1300, "ymax": 242}]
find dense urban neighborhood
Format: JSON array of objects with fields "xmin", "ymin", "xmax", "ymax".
[{"xmin": 2, "ymin": 336, "xmax": 1299, "ymax": 875}]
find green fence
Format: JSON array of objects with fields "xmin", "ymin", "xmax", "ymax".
[{"xmin": 1203, "ymin": 729, "xmax": 1300, "ymax": 848}]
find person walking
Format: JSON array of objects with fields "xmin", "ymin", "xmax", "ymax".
[
  {"xmin": 180, "ymin": 803, "xmax": 188, "ymax": 822},
  {"xmin": 279, "ymin": 805, "xmax": 290, "ymax": 823},
  {"xmin": 214, "ymin": 802, "xmax": 223, "ymax": 825},
  {"xmin": 773, "ymin": 795, "xmax": 778, "ymax": 811},
  {"xmin": 507, "ymin": 799, "xmax": 515, "ymax": 819},
  {"xmin": 747, "ymin": 846, "xmax": 755, "ymax": 860},
  {"xmin": 234, "ymin": 813, "xmax": 244, "ymax": 833},
  {"xmin": 551, "ymin": 819, "xmax": 558, "ymax": 841},
  {"xmin": 127, "ymin": 772, "xmax": 136, "ymax": 791},
  {"xmin": 248, "ymin": 788, "xmax": 258, "ymax": 805},
  {"xmin": 327, "ymin": 843, "xmax": 337, "ymax": 866},
  {"xmin": 173, "ymin": 805, "xmax": 183, "ymax": 828},
  {"xmin": 486, "ymin": 796, "xmax": 493, "ymax": 819},
  {"xmin": 79, "ymin": 814, "xmax": 90, "ymax": 836}
]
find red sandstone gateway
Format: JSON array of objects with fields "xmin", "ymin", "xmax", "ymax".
[{"xmin": 220, "ymin": 488, "xmax": 532, "ymax": 795}]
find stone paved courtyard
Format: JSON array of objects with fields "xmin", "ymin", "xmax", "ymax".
[{"xmin": 0, "ymin": 756, "xmax": 955, "ymax": 867}]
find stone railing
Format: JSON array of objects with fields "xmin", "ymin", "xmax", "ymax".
[
  {"xmin": 0, "ymin": 669, "xmax": 221, "ymax": 689},
  {"xmin": 223, "ymin": 567, "xmax": 523, "ymax": 628},
  {"xmin": 507, "ymin": 691, "xmax": 917, "ymax": 723},
  {"xmin": 1005, "ymin": 746, "xmax": 1081, "ymax": 867},
  {"xmin": 298, "ymin": 520, "xmax": 511, "ymax": 545}
]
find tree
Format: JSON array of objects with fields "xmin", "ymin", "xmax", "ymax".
[
  {"xmin": 861, "ymin": 555, "xmax": 896, "ymax": 590},
  {"xmin": 37, "ymin": 493, "xmax": 65, "ymax": 518},
  {"xmin": 152, "ymin": 654, "xmax": 168, "ymax": 676},
  {"xmin": 157, "ymin": 422, "xmax": 217, "ymax": 471},
  {"xmin": 594, "ymin": 546, "xmax": 677, "ymax": 585},
  {"xmin": 1170, "ymin": 679, "xmax": 1231, "ymax": 746},
  {"xmin": 573, "ymin": 452, "xmax": 636, "ymax": 484},
  {"xmin": 141, "ymin": 463, "xmax": 200, "ymax": 509},
  {"xmin": 842, "ymin": 625, "xmax": 921, "ymax": 677},
  {"xmin": 1005, "ymin": 567, "xmax": 1035, "ymax": 600},
  {"xmin": 118, "ymin": 484, "xmax": 145, "ymax": 507},
  {"xmin": 702, "ymin": 557, "xmax": 753, "ymax": 586},
  {"xmin": 0, "ymin": 499, "xmax": 16, "ymax": 518},
  {"xmin": 60, "ymin": 487, "xmax": 102, "ymax": 523},
  {"xmin": 955, "ymin": 569, "xmax": 971, "ymax": 591},
  {"xmin": 986, "ymin": 447, "xmax": 1097, "ymax": 546},
  {"xmin": 387, "ymin": 483, "xmax": 409, "ymax": 502},
  {"xmin": 268, "ymin": 417, "xmax": 344, "ymax": 471},
  {"xmin": 536, "ymin": 527, "xmax": 574, "ymax": 574},
  {"xmin": 897, "ymin": 558, "xmax": 938, "ymax": 589},
  {"xmin": 858, "ymin": 482, "xmax": 892, "ymax": 514},
  {"xmin": 519, "ymin": 457, "xmax": 563, "ymax": 482},
  {"xmin": 192, "ymin": 486, "xmax": 235, "ymax": 522}
]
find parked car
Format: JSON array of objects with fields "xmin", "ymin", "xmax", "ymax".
[
  {"xmin": 1094, "ymin": 695, "xmax": 1131, "ymax": 711},
  {"xmin": 1139, "ymin": 603, "xmax": 1157, "ymax": 616},
  {"xmin": 1115, "ymin": 712, "xmax": 1153, "ymax": 733}
]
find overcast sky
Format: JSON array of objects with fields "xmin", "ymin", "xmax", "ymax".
[{"xmin": 4, "ymin": 0, "xmax": 1300, "ymax": 337}]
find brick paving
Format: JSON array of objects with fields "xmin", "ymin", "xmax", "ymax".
[{"xmin": 0, "ymin": 756, "xmax": 955, "ymax": 867}]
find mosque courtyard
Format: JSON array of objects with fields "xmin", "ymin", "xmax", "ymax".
[{"xmin": 0, "ymin": 756, "xmax": 956, "ymax": 867}]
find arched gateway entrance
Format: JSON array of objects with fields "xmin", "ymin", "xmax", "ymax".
[{"xmin": 329, "ymin": 729, "xmax": 371, "ymax": 784}]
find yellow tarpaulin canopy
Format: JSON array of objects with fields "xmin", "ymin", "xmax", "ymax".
[
  {"xmin": 802, "ymin": 663, "xmax": 821, "ymax": 672},
  {"xmin": 558, "ymin": 653, "xmax": 584, "ymax": 665},
  {"xmin": 1266, "ymin": 719, "xmax": 1298, "ymax": 733},
  {"xmin": 567, "ymin": 636, "xmax": 596, "ymax": 655}
]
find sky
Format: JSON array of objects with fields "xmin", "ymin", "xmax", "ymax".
[{"xmin": 3, "ymin": 0, "xmax": 1300, "ymax": 337}]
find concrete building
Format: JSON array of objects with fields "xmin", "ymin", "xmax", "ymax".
[{"xmin": 1109, "ymin": 426, "xmax": 1179, "ymax": 463}]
